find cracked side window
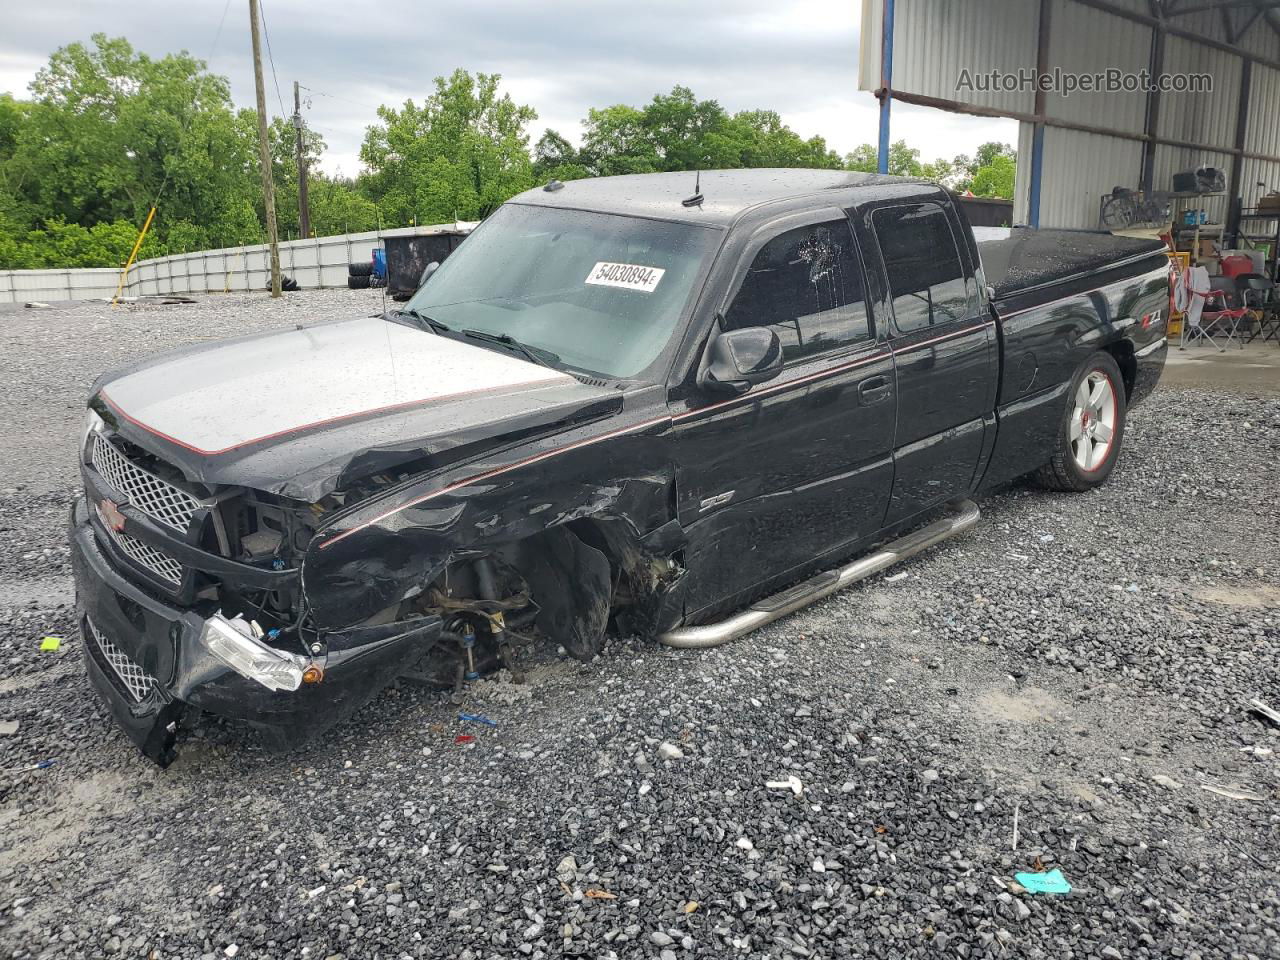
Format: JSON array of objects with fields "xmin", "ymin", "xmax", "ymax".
[{"xmin": 722, "ymin": 219, "xmax": 869, "ymax": 364}]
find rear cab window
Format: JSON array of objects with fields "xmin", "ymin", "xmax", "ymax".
[
  {"xmin": 722, "ymin": 219, "xmax": 871, "ymax": 364},
  {"xmin": 872, "ymin": 202, "xmax": 976, "ymax": 333}
]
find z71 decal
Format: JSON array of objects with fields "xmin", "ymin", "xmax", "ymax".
[{"xmin": 586, "ymin": 261, "xmax": 665, "ymax": 293}]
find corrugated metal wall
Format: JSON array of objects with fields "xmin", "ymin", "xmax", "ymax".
[
  {"xmin": 1012, "ymin": 121, "xmax": 1037, "ymax": 225},
  {"xmin": 859, "ymin": 0, "xmax": 1280, "ymax": 230},
  {"xmin": 1247, "ymin": 63, "xmax": 1280, "ymax": 161},
  {"xmin": 1240, "ymin": 156, "xmax": 1280, "ymax": 208},
  {"xmin": 1159, "ymin": 36, "xmax": 1242, "ymax": 148},
  {"xmin": 1038, "ymin": 127, "xmax": 1145, "ymax": 229},
  {"xmin": 1043, "ymin": 0, "xmax": 1151, "ymax": 134},
  {"xmin": 858, "ymin": 0, "xmax": 1038, "ymax": 113}
]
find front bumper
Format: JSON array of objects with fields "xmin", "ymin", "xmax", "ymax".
[{"xmin": 70, "ymin": 497, "xmax": 443, "ymax": 765}]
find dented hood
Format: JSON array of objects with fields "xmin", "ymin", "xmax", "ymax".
[{"xmin": 93, "ymin": 315, "xmax": 621, "ymax": 500}]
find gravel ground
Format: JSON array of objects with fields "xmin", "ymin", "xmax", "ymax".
[{"xmin": 1, "ymin": 290, "xmax": 1278, "ymax": 960}]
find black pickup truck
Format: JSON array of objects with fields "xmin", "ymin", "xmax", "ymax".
[{"xmin": 71, "ymin": 169, "xmax": 1170, "ymax": 764}]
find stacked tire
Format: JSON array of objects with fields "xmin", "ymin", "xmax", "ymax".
[{"xmin": 348, "ymin": 261, "xmax": 372, "ymax": 289}]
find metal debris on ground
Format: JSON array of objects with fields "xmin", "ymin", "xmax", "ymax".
[
  {"xmin": 765, "ymin": 775, "xmax": 804, "ymax": 796},
  {"xmin": 1247, "ymin": 698, "xmax": 1280, "ymax": 729},
  {"xmin": 458, "ymin": 712, "xmax": 497, "ymax": 727},
  {"xmin": 1014, "ymin": 869, "xmax": 1072, "ymax": 894},
  {"xmin": 884, "ymin": 572, "xmax": 909, "ymax": 583},
  {"xmin": 3, "ymin": 758, "xmax": 56, "ymax": 776},
  {"xmin": 1199, "ymin": 781, "xmax": 1266, "ymax": 802}
]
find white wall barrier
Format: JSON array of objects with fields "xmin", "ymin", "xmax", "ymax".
[{"xmin": 0, "ymin": 223, "xmax": 471, "ymax": 304}]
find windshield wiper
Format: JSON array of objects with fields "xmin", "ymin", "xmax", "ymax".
[
  {"xmin": 461, "ymin": 329, "xmax": 560, "ymax": 369},
  {"xmin": 395, "ymin": 307, "xmax": 450, "ymax": 335}
]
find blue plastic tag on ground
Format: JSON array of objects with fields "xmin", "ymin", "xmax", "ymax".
[{"xmin": 1015, "ymin": 868, "xmax": 1072, "ymax": 894}]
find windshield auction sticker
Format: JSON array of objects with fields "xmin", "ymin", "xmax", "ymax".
[{"xmin": 585, "ymin": 261, "xmax": 665, "ymax": 293}]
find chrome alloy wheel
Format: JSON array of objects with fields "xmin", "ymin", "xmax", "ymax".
[{"xmin": 1070, "ymin": 371, "xmax": 1117, "ymax": 472}]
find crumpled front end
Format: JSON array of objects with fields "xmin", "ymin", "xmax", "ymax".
[{"xmin": 70, "ymin": 419, "xmax": 445, "ymax": 766}]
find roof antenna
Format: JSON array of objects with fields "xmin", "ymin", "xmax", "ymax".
[{"xmin": 682, "ymin": 168, "xmax": 704, "ymax": 208}]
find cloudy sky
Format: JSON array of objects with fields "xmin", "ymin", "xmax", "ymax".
[{"xmin": 0, "ymin": 0, "xmax": 1014, "ymax": 177}]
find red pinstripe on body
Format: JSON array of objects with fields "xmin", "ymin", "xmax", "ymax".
[
  {"xmin": 316, "ymin": 321, "xmax": 993, "ymax": 550},
  {"xmin": 98, "ymin": 375, "xmax": 566, "ymax": 457}
]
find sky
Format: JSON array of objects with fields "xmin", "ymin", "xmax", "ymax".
[{"xmin": 0, "ymin": 0, "xmax": 1015, "ymax": 177}]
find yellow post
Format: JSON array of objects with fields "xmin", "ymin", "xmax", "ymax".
[{"xmin": 111, "ymin": 205, "xmax": 157, "ymax": 306}]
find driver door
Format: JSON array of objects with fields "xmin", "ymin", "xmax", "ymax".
[{"xmin": 671, "ymin": 211, "xmax": 897, "ymax": 620}]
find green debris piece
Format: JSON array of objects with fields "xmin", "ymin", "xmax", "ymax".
[{"xmin": 39, "ymin": 636, "xmax": 62, "ymax": 652}]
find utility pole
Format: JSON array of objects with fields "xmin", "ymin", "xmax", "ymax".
[
  {"xmin": 293, "ymin": 81, "xmax": 311, "ymax": 239},
  {"xmin": 249, "ymin": 0, "xmax": 282, "ymax": 298}
]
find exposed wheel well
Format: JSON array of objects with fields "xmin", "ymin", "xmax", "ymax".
[{"xmin": 1104, "ymin": 339, "xmax": 1136, "ymax": 400}]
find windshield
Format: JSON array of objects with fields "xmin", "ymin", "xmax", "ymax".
[{"xmin": 403, "ymin": 204, "xmax": 721, "ymax": 379}]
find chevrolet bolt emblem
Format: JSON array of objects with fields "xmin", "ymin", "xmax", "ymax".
[{"xmin": 97, "ymin": 498, "xmax": 126, "ymax": 533}]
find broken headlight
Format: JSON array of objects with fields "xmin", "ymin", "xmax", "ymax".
[
  {"xmin": 83, "ymin": 408, "xmax": 105, "ymax": 452},
  {"xmin": 200, "ymin": 612, "xmax": 306, "ymax": 692}
]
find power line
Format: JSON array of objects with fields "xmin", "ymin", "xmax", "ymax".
[
  {"xmin": 208, "ymin": 0, "xmax": 232, "ymax": 68},
  {"xmin": 150, "ymin": 0, "xmax": 234, "ymax": 211},
  {"xmin": 258, "ymin": 0, "xmax": 288, "ymax": 120},
  {"xmin": 113, "ymin": 0, "xmax": 235, "ymax": 304},
  {"xmin": 297, "ymin": 83, "xmax": 382, "ymax": 114}
]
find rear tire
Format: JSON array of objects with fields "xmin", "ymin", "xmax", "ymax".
[
  {"xmin": 348, "ymin": 262, "xmax": 373, "ymax": 277},
  {"xmin": 1035, "ymin": 351, "xmax": 1126, "ymax": 492},
  {"xmin": 347, "ymin": 274, "xmax": 371, "ymax": 289}
]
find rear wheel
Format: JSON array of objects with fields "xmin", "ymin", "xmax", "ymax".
[{"xmin": 1035, "ymin": 351, "xmax": 1126, "ymax": 491}]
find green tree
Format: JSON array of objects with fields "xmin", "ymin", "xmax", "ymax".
[
  {"xmin": 266, "ymin": 114, "xmax": 327, "ymax": 238},
  {"xmin": 844, "ymin": 140, "xmax": 924, "ymax": 176},
  {"xmin": 532, "ymin": 130, "xmax": 591, "ymax": 182},
  {"xmin": 576, "ymin": 87, "xmax": 843, "ymax": 178},
  {"xmin": 308, "ymin": 176, "xmax": 379, "ymax": 235},
  {"xmin": 954, "ymin": 142, "xmax": 1017, "ymax": 198},
  {"xmin": 580, "ymin": 104, "xmax": 659, "ymax": 176},
  {"xmin": 360, "ymin": 69, "xmax": 537, "ymax": 224},
  {"xmin": 0, "ymin": 33, "xmax": 263, "ymax": 266},
  {"xmin": 841, "ymin": 139, "xmax": 1016, "ymax": 198},
  {"xmin": 719, "ymin": 110, "xmax": 844, "ymax": 169}
]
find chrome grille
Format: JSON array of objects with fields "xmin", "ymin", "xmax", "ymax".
[
  {"xmin": 91, "ymin": 433, "xmax": 202, "ymax": 532},
  {"xmin": 86, "ymin": 617, "xmax": 155, "ymax": 702},
  {"xmin": 99, "ymin": 515, "xmax": 184, "ymax": 585}
]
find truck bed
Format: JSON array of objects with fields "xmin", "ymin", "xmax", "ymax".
[{"xmin": 975, "ymin": 227, "xmax": 1166, "ymax": 300}]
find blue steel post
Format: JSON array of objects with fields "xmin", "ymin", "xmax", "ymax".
[
  {"xmin": 1028, "ymin": 0, "xmax": 1050, "ymax": 229},
  {"xmin": 1028, "ymin": 124, "xmax": 1045, "ymax": 228},
  {"xmin": 877, "ymin": 0, "xmax": 895, "ymax": 175}
]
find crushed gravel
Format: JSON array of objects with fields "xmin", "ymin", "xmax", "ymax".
[{"xmin": 1, "ymin": 290, "xmax": 1278, "ymax": 960}]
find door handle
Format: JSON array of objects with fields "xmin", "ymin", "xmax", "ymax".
[{"xmin": 857, "ymin": 375, "xmax": 892, "ymax": 404}]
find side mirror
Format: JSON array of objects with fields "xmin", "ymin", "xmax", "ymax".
[
  {"xmin": 419, "ymin": 261, "xmax": 441, "ymax": 287},
  {"xmin": 700, "ymin": 326, "xmax": 783, "ymax": 395}
]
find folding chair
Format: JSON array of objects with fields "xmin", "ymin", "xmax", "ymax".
[
  {"xmin": 1239, "ymin": 274, "xmax": 1280, "ymax": 344},
  {"xmin": 1177, "ymin": 262, "xmax": 1213, "ymax": 349},
  {"xmin": 1200, "ymin": 284, "xmax": 1248, "ymax": 350}
]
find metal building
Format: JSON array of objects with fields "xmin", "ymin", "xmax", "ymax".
[{"xmin": 859, "ymin": 0, "xmax": 1280, "ymax": 242}]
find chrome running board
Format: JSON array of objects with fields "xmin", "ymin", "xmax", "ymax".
[{"xmin": 657, "ymin": 499, "xmax": 980, "ymax": 649}]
